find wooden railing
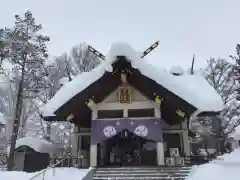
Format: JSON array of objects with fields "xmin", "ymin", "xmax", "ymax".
[
  {"xmin": 50, "ymin": 156, "xmax": 85, "ymax": 168},
  {"xmin": 29, "ymin": 157, "xmax": 70, "ymax": 180}
]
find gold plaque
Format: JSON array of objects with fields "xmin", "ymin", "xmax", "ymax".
[{"xmin": 118, "ymin": 86, "xmax": 131, "ymax": 104}]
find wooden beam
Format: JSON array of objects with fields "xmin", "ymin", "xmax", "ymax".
[
  {"xmin": 141, "ymin": 40, "xmax": 160, "ymax": 58},
  {"xmin": 88, "ymin": 45, "xmax": 106, "ymax": 60}
]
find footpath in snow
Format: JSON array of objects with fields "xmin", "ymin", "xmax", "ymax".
[
  {"xmin": 186, "ymin": 148, "xmax": 240, "ymax": 180},
  {"xmin": 0, "ymin": 167, "xmax": 89, "ymax": 180}
]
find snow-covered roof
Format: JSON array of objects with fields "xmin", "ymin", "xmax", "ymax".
[
  {"xmin": 41, "ymin": 43, "xmax": 224, "ymax": 117},
  {"xmin": 7, "ymin": 137, "xmax": 57, "ymax": 154},
  {"xmin": 59, "ymin": 77, "xmax": 70, "ymax": 86}
]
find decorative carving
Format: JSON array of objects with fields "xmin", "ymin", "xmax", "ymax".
[
  {"xmin": 103, "ymin": 126, "xmax": 117, "ymax": 137},
  {"xmin": 176, "ymin": 109, "xmax": 185, "ymax": 117},
  {"xmin": 134, "ymin": 125, "xmax": 148, "ymax": 137},
  {"xmin": 154, "ymin": 96, "xmax": 162, "ymax": 104},
  {"xmin": 118, "ymin": 86, "xmax": 132, "ymax": 104},
  {"xmin": 66, "ymin": 113, "xmax": 74, "ymax": 121},
  {"xmin": 86, "ymin": 98, "xmax": 96, "ymax": 107}
]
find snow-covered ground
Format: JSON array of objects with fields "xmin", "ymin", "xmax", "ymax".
[
  {"xmin": 2, "ymin": 149, "xmax": 240, "ymax": 180},
  {"xmin": 230, "ymin": 125, "xmax": 240, "ymax": 141},
  {"xmin": 186, "ymin": 148, "xmax": 240, "ymax": 180},
  {"xmin": 0, "ymin": 167, "xmax": 89, "ymax": 180}
]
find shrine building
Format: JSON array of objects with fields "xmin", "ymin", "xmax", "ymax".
[{"xmin": 41, "ymin": 42, "xmax": 224, "ymax": 167}]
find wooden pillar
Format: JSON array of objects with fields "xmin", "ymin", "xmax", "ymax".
[
  {"xmin": 154, "ymin": 107, "xmax": 164, "ymax": 165},
  {"xmin": 90, "ymin": 109, "xmax": 98, "ymax": 167},
  {"xmin": 182, "ymin": 121, "xmax": 190, "ymax": 156}
]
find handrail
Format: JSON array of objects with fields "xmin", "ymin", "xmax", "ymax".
[{"xmin": 29, "ymin": 157, "xmax": 69, "ymax": 180}]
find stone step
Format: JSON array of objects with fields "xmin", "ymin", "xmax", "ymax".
[
  {"xmin": 95, "ymin": 171, "xmax": 190, "ymax": 175},
  {"xmin": 96, "ymin": 167, "xmax": 192, "ymax": 171},
  {"xmin": 94, "ymin": 174, "xmax": 188, "ymax": 177},
  {"xmin": 93, "ymin": 176, "xmax": 186, "ymax": 180},
  {"xmin": 93, "ymin": 166, "xmax": 191, "ymax": 180},
  {"xmin": 96, "ymin": 166, "xmax": 192, "ymax": 169},
  {"xmin": 95, "ymin": 169, "xmax": 191, "ymax": 173}
]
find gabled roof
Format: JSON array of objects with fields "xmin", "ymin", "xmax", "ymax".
[{"xmin": 40, "ymin": 43, "xmax": 224, "ymax": 122}]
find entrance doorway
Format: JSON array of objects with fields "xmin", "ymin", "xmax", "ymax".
[{"xmin": 97, "ymin": 129, "xmax": 157, "ymax": 166}]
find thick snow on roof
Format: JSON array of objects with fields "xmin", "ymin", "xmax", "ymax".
[
  {"xmin": 59, "ymin": 77, "xmax": 70, "ymax": 86},
  {"xmin": 7, "ymin": 137, "xmax": 56, "ymax": 154},
  {"xmin": 41, "ymin": 43, "xmax": 224, "ymax": 116}
]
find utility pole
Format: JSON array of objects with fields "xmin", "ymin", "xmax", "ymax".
[
  {"xmin": 7, "ymin": 59, "xmax": 25, "ymax": 171},
  {"xmin": 190, "ymin": 54, "xmax": 195, "ymax": 74}
]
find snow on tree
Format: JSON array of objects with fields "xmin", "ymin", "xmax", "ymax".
[
  {"xmin": 196, "ymin": 58, "xmax": 240, "ymax": 154},
  {"xmin": 0, "ymin": 10, "xmax": 50, "ymax": 170},
  {"xmin": 230, "ymin": 44, "xmax": 240, "ymax": 100},
  {"xmin": 36, "ymin": 54, "xmax": 73, "ymax": 141},
  {"xmin": 38, "ymin": 42, "xmax": 101, "ymax": 107},
  {"xmin": 70, "ymin": 42, "xmax": 100, "ymax": 74},
  {"xmin": 19, "ymin": 43, "xmax": 101, "ymax": 153},
  {"xmin": 36, "ymin": 43, "xmax": 101, "ymax": 152}
]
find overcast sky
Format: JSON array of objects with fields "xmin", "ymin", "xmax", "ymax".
[{"xmin": 0, "ymin": 0, "xmax": 239, "ymax": 69}]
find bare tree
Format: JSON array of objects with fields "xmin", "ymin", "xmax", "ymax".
[
  {"xmin": 37, "ymin": 54, "xmax": 72, "ymax": 139},
  {"xmin": 70, "ymin": 42, "xmax": 100, "ymax": 74},
  {"xmin": 35, "ymin": 43, "xmax": 100, "ymax": 152},
  {"xmin": 197, "ymin": 58, "xmax": 240, "ymax": 154}
]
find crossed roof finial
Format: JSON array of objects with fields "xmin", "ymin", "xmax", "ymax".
[
  {"xmin": 141, "ymin": 40, "xmax": 160, "ymax": 58},
  {"xmin": 88, "ymin": 45, "xmax": 106, "ymax": 60},
  {"xmin": 87, "ymin": 40, "xmax": 160, "ymax": 60}
]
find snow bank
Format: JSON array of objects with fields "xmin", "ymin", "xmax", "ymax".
[
  {"xmin": 0, "ymin": 167, "xmax": 89, "ymax": 180},
  {"xmin": 230, "ymin": 125, "xmax": 240, "ymax": 140},
  {"xmin": 186, "ymin": 148, "xmax": 240, "ymax": 180},
  {"xmin": 7, "ymin": 137, "xmax": 56, "ymax": 154},
  {"xmin": 41, "ymin": 42, "xmax": 224, "ymax": 116}
]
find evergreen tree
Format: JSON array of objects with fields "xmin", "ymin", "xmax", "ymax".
[{"xmin": 0, "ymin": 11, "xmax": 50, "ymax": 170}]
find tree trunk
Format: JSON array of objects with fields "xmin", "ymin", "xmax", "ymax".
[
  {"xmin": 45, "ymin": 121, "xmax": 51, "ymax": 140},
  {"xmin": 7, "ymin": 69, "xmax": 24, "ymax": 171},
  {"xmin": 219, "ymin": 137, "xmax": 226, "ymax": 154},
  {"xmin": 204, "ymin": 138, "xmax": 210, "ymax": 157}
]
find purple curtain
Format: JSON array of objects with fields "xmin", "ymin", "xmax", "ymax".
[{"xmin": 91, "ymin": 118, "xmax": 165, "ymax": 144}]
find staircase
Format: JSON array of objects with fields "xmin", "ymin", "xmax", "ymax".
[{"xmin": 93, "ymin": 166, "xmax": 192, "ymax": 180}]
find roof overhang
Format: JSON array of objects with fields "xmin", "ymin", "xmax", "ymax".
[
  {"xmin": 42, "ymin": 57, "xmax": 219, "ymax": 126},
  {"xmin": 41, "ymin": 43, "xmax": 224, "ymax": 126}
]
